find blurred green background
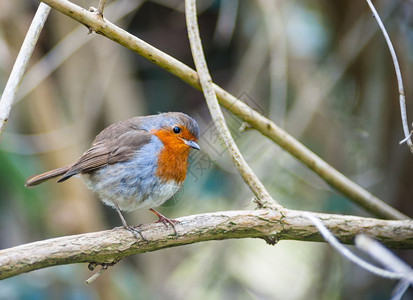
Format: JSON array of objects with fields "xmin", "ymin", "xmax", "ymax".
[{"xmin": 0, "ymin": 0, "xmax": 412, "ymax": 299}]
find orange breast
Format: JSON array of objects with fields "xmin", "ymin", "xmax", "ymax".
[{"xmin": 153, "ymin": 129, "xmax": 190, "ymax": 184}]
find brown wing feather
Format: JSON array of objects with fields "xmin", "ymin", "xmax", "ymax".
[{"xmin": 58, "ymin": 119, "xmax": 152, "ymax": 182}]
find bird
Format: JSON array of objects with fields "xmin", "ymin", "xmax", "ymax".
[{"xmin": 25, "ymin": 112, "xmax": 200, "ymax": 240}]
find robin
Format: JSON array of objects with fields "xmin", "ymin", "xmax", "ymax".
[{"xmin": 25, "ymin": 112, "xmax": 200, "ymax": 240}]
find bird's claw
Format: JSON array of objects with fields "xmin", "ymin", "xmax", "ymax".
[
  {"xmin": 155, "ymin": 216, "xmax": 180, "ymax": 238},
  {"xmin": 125, "ymin": 225, "xmax": 148, "ymax": 242},
  {"xmin": 149, "ymin": 208, "xmax": 180, "ymax": 238}
]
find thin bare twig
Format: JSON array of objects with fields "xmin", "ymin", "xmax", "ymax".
[
  {"xmin": 185, "ymin": 0, "xmax": 278, "ymax": 209},
  {"xmin": 356, "ymin": 235, "xmax": 413, "ymax": 299},
  {"xmin": 306, "ymin": 213, "xmax": 404, "ymax": 280},
  {"xmin": 366, "ymin": 0, "xmax": 413, "ymax": 153},
  {"xmin": 307, "ymin": 214, "xmax": 413, "ymax": 300},
  {"xmin": 0, "ymin": 3, "xmax": 51, "ymax": 137},
  {"xmin": 85, "ymin": 264, "xmax": 109, "ymax": 284},
  {"xmin": 355, "ymin": 235, "xmax": 413, "ymax": 281}
]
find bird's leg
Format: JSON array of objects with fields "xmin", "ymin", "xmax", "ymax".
[
  {"xmin": 115, "ymin": 204, "xmax": 147, "ymax": 241},
  {"xmin": 149, "ymin": 208, "xmax": 180, "ymax": 238}
]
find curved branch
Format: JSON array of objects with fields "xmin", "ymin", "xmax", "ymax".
[
  {"xmin": 185, "ymin": 0, "xmax": 278, "ymax": 209},
  {"xmin": 306, "ymin": 213, "xmax": 406, "ymax": 280},
  {"xmin": 0, "ymin": 209, "xmax": 412, "ymax": 280},
  {"xmin": 36, "ymin": 0, "xmax": 409, "ymax": 220},
  {"xmin": 365, "ymin": 0, "xmax": 413, "ymax": 153}
]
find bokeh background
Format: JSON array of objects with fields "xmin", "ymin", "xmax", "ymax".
[{"xmin": 0, "ymin": 0, "xmax": 412, "ymax": 299}]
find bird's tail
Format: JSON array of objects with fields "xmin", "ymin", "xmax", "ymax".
[{"xmin": 25, "ymin": 165, "xmax": 71, "ymax": 187}]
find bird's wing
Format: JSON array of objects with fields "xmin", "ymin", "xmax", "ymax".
[{"xmin": 58, "ymin": 124, "xmax": 152, "ymax": 182}]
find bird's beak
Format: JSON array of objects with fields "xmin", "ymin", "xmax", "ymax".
[{"xmin": 184, "ymin": 139, "xmax": 200, "ymax": 150}]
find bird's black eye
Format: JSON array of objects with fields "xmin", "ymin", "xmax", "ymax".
[{"xmin": 173, "ymin": 126, "xmax": 181, "ymax": 134}]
